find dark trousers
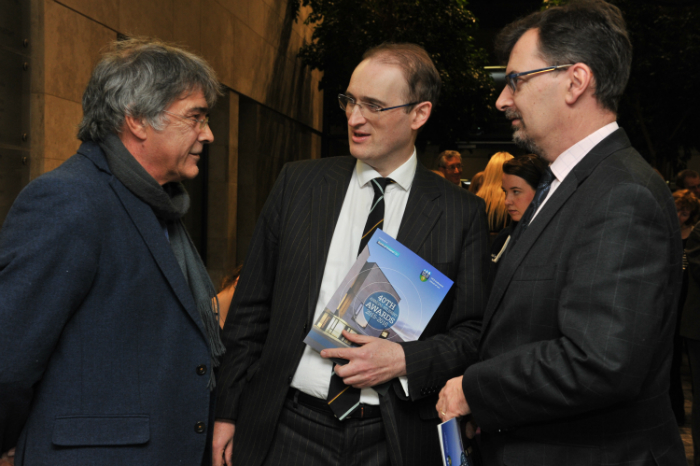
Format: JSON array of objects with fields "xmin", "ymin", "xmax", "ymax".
[{"xmin": 262, "ymin": 396, "xmax": 389, "ymax": 466}]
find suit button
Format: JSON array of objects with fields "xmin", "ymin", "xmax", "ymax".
[
  {"xmin": 196, "ymin": 365, "xmax": 207, "ymax": 375},
  {"xmin": 194, "ymin": 422, "xmax": 206, "ymax": 433},
  {"xmin": 303, "ymin": 323, "xmax": 308, "ymax": 332},
  {"xmin": 288, "ymin": 376, "xmax": 293, "ymax": 383}
]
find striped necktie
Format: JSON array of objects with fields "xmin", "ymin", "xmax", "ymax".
[
  {"xmin": 327, "ymin": 177, "xmax": 394, "ymax": 420},
  {"xmin": 358, "ymin": 178, "xmax": 394, "ymax": 254}
]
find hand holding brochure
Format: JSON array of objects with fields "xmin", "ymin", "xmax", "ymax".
[{"xmin": 303, "ymin": 229, "xmax": 453, "ymax": 353}]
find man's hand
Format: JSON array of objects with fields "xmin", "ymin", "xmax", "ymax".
[
  {"xmin": 320, "ymin": 330, "xmax": 406, "ymax": 388},
  {"xmin": 212, "ymin": 421, "xmax": 235, "ymax": 466},
  {"xmin": 0, "ymin": 448, "xmax": 15, "ymax": 466},
  {"xmin": 436, "ymin": 376, "xmax": 470, "ymax": 422}
]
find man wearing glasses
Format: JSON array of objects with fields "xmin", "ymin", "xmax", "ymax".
[
  {"xmin": 437, "ymin": 150, "xmax": 464, "ymax": 186},
  {"xmin": 213, "ymin": 43, "xmax": 488, "ymax": 466},
  {"xmin": 0, "ymin": 39, "xmax": 224, "ymax": 465},
  {"xmin": 437, "ymin": 1, "xmax": 686, "ymax": 464}
]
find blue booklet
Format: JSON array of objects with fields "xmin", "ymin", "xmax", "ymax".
[
  {"xmin": 438, "ymin": 418, "xmax": 472, "ymax": 466},
  {"xmin": 304, "ymin": 229, "xmax": 453, "ymax": 352}
]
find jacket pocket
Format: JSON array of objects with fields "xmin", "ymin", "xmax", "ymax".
[{"xmin": 52, "ymin": 414, "xmax": 149, "ymax": 446}]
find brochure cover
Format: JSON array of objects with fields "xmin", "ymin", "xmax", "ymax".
[
  {"xmin": 438, "ymin": 418, "xmax": 472, "ymax": 466},
  {"xmin": 303, "ymin": 229, "xmax": 453, "ymax": 353}
]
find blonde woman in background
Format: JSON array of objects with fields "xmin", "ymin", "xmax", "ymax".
[
  {"xmin": 468, "ymin": 171, "xmax": 484, "ymax": 194},
  {"xmin": 476, "ymin": 151, "xmax": 514, "ymax": 244}
]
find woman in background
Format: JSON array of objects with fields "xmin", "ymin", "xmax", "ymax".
[
  {"xmin": 468, "ymin": 171, "xmax": 484, "ymax": 194},
  {"xmin": 490, "ymin": 155, "xmax": 545, "ymax": 278},
  {"xmin": 476, "ymin": 152, "xmax": 514, "ymax": 244}
]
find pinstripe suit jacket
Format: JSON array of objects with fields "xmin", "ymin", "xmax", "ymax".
[
  {"xmin": 216, "ymin": 156, "xmax": 489, "ymax": 466},
  {"xmin": 462, "ymin": 129, "xmax": 686, "ymax": 466}
]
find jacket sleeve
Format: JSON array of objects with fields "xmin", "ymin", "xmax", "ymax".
[
  {"xmin": 215, "ymin": 165, "xmax": 288, "ymax": 421},
  {"xmin": 0, "ymin": 176, "xmax": 101, "ymax": 446},
  {"xmin": 401, "ymin": 193, "xmax": 489, "ymax": 401}
]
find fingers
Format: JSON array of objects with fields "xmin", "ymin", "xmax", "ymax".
[
  {"xmin": 212, "ymin": 421, "xmax": 235, "ymax": 466},
  {"xmin": 320, "ymin": 332, "xmax": 376, "ymax": 360},
  {"xmin": 341, "ymin": 330, "xmax": 374, "ymax": 344},
  {"xmin": 436, "ymin": 376, "xmax": 470, "ymax": 422},
  {"xmin": 224, "ymin": 439, "xmax": 233, "ymax": 466},
  {"xmin": 320, "ymin": 347, "xmax": 353, "ymax": 361}
]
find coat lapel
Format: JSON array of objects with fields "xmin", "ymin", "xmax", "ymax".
[
  {"xmin": 79, "ymin": 143, "xmax": 204, "ymax": 336},
  {"xmin": 109, "ymin": 178, "xmax": 205, "ymax": 335},
  {"xmin": 307, "ymin": 158, "xmax": 355, "ymax": 321},
  {"xmin": 482, "ymin": 129, "xmax": 632, "ymax": 332},
  {"xmin": 396, "ymin": 164, "xmax": 442, "ymax": 253}
]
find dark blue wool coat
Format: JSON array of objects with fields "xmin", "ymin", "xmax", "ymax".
[{"xmin": 0, "ymin": 142, "xmax": 214, "ymax": 465}]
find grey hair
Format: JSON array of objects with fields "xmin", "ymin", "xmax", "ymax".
[
  {"xmin": 78, "ymin": 37, "xmax": 223, "ymax": 142},
  {"xmin": 437, "ymin": 150, "xmax": 462, "ymax": 168}
]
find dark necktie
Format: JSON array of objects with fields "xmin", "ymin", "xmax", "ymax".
[
  {"xmin": 327, "ymin": 177, "xmax": 393, "ymax": 420},
  {"xmin": 511, "ymin": 167, "xmax": 554, "ymax": 242},
  {"xmin": 358, "ymin": 178, "xmax": 394, "ymax": 255}
]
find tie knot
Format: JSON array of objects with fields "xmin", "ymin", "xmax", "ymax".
[
  {"xmin": 370, "ymin": 177, "xmax": 394, "ymax": 195},
  {"xmin": 538, "ymin": 167, "xmax": 554, "ymax": 188}
]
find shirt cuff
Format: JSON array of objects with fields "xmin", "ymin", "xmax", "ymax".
[{"xmin": 398, "ymin": 375, "xmax": 409, "ymax": 397}]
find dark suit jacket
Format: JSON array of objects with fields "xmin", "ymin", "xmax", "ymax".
[
  {"xmin": 462, "ymin": 129, "xmax": 686, "ymax": 466},
  {"xmin": 216, "ymin": 156, "xmax": 489, "ymax": 466},
  {"xmin": 0, "ymin": 142, "xmax": 214, "ymax": 465}
]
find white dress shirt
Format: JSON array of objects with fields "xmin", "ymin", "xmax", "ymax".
[
  {"xmin": 290, "ymin": 149, "xmax": 417, "ymax": 404},
  {"xmin": 531, "ymin": 122, "xmax": 619, "ymax": 222}
]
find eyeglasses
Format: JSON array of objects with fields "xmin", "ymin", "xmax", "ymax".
[
  {"xmin": 505, "ymin": 64, "xmax": 573, "ymax": 92},
  {"xmin": 444, "ymin": 164, "xmax": 462, "ymax": 172},
  {"xmin": 163, "ymin": 110, "xmax": 210, "ymax": 130},
  {"xmin": 338, "ymin": 94, "xmax": 420, "ymax": 118}
]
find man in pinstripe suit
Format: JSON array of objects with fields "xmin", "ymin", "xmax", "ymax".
[
  {"xmin": 437, "ymin": 1, "xmax": 686, "ymax": 464},
  {"xmin": 212, "ymin": 43, "xmax": 489, "ymax": 466}
]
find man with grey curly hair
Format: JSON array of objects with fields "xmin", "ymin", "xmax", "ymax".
[{"xmin": 0, "ymin": 38, "xmax": 224, "ymax": 465}]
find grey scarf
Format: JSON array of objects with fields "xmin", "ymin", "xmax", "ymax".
[{"xmin": 99, "ymin": 133, "xmax": 225, "ymax": 390}]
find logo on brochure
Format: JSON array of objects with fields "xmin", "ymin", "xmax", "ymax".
[
  {"xmin": 420, "ymin": 269, "xmax": 431, "ymax": 282},
  {"xmin": 363, "ymin": 292, "xmax": 400, "ymax": 330}
]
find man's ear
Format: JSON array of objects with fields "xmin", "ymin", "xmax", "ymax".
[
  {"xmin": 565, "ymin": 63, "xmax": 594, "ymax": 105},
  {"xmin": 123, "ymin": 114, "xmax": 149, "ymax": 141},
  {"xmin": 410, "ymin": 102, "xmax": 432, "ymax": 131}
]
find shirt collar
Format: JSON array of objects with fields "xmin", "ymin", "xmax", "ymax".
[
  {"xmin": 355, "ymin": 147, "xmax": 417, "ymax": 191},
  {"xmin": 549, "ymin": 122, "xmax": 619, "ymax": 183}
]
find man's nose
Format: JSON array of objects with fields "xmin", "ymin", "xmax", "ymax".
[
  {"xmin": 347, "ymin": 105, "xmax": 366, "ymax": 126},
  {"xmin": 199, "ymin": 123, "xmax": 214, "ymax": 143},
  {"xmin": 495, "ymin": 86, "xmax": 512, "ymax": 112}
]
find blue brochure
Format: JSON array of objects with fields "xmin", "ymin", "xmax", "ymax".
[
  {"xmin": 438, "ymin": 418, "xmax": 472, "ymax": 466},
  {"xmin": 304, "ymin": 229, "xmax": 453, "ymax": 352}
]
